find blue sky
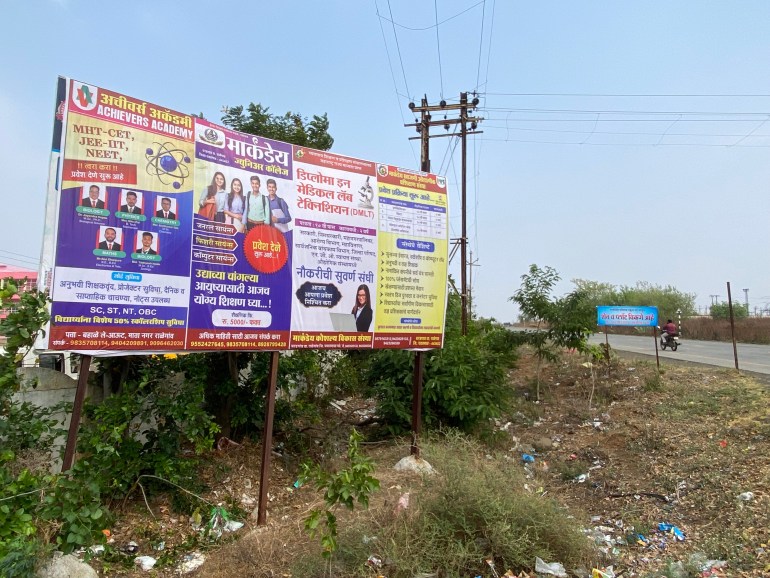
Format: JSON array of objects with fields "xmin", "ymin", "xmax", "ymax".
[{"xmin": 2, "ymin": 1, "xmax": 769, "ymax": 319}]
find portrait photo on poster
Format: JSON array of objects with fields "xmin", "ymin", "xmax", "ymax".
[
  {"xmin": 82, "ymin": 183, "xmax": 105, "ymax": 209},
  {"xmin": 136, "ymin": 230, "xmax": 158, "ymax": 255},
  {"xmin": 97, "ymin": 226, "xmax": 121, "ymax": 251},
  {"xmin": 156, "ymin": 197, "xmax": 176, "ymax": 220},
  {"xmin": 351, "ymin": 283, "xmax": 373, "ymax": 332}
]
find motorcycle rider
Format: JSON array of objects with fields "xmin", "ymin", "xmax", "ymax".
[{"xmin": 661, "ymin": 319, "xmax": 678, "ymax": 343}]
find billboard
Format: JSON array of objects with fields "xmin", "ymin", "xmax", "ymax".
[
  {"xmin": 596, "ymin": 306, "xmax": 658, "ymax": 327},
  {"xmin": 41, "ymin": 78, "xmax": 449, "ymax": 352}
]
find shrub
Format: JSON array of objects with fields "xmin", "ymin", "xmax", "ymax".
[
  {"xmin": 369, "ymin": 326, "xmax": 517, "ymax": 435},
  {"xmin": 291, "ymin": 432, "xmax": 592, "ymax": 578},
  {"xmin": 77, "ymin": 355, "xmax": 218, "ymax": 498}
]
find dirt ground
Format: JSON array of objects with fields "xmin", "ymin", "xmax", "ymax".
[{"xmin": 87, "ymin": 351, "xmax": 770, "ymax": 577}]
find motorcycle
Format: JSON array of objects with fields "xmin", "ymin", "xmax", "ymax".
[{"xmin": 658, "ymin": 328, "xmax": 681, "ymax": 351}]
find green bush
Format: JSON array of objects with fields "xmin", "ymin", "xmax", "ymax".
[
  {"xmin": 0, "ymin": 400, "xmax": 66, "ymax": 453},
  {"xmin": 369, "ymin": 316, "xmax": 519, "ymax": 435},
  {"xmin": 40, "ymin": 463, "xmax": 111, "ymax": 554},
  {"xmin": 77, "ymin": 355, "xmax": 218, "ymax": 498},
  {"xmin": 709, "ymin": 301, "xmax": 748, "ymax": 319}
]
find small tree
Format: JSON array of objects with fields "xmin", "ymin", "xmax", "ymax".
[
  {"xmin": 510, "ymin": 265, "xmax": 594, "ymax": 400},
  {"xmin": 299, "ymin": 429, "xmax": 379, "ymax": 560}
]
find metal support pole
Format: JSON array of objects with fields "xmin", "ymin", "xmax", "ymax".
[
  {"xmin": 410, "ymin": 352, "xmax": 425, "ymax": 457},
  {"xmin": 407, "ymin": 100, "xmax": 432, "ymax": 457},
  {"xmin": 257, "ymin": 351, "xmax": 280, "ymax": 526},
  {"xmin": 727, "ymin": 282, "xmax": 739, "ymax": 371},
  {"xmin": 653, "ymin": 327, "xmax": 660, "ymax": 371},
  {"xmin": 460, "ymin": 92, "xmax": 468, "ymax": 336},
  {"xmin": 62, "ymin": 355, "xmax": 92, "ymax": 472}
]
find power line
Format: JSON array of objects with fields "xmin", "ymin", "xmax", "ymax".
[
  {"xmin": 374, "ymin": 0, "xmax": 419, "ymax": 166},
  {"xmin": 0, "ymin": 249, "xmax": 40, "ymax": 262},
  {"xmin": 730, "ymin": 117, "xmax": 770, "ymax": 147},
  {"xmin": 434, "ymin": 0, "xmax": 444, "ymax": 98},
  {"xmin": 477, "ymin": 0, "xmax": 496, "ymax": 94},
  {"xmin": 480, "ymin": 123, "xmax": 770, "ymax": 137},
  {"xmin": 376, "ymin": 0, "xmax": 485, "ymax": 31},
  {"xmin": 474, "ymin": 0, "xmax": 486, "ymax": 92},
  {"xmin": 386, "ymin": 0, "xmax": 411, "ymax": 99},
  {"xmin": 475, "ymin": 136, "xmax": 770, "ymax": 147},
  {"xmin": 484, "ymin": 92, "xmax": 770, "ymax": 97},
  {"xmin": 0, "ymin": 255, "xmax": 39, "ymax": 268},
  {"xmin": 482, "ymin": 116, "xmax": 770, "ymax": 123},
  {"xmin": 482, "ymin": 107, "xmax": 770, "ymax": 116}
]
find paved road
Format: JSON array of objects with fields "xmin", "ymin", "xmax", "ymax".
[{"xmin": 588, "ymin": 333, "xmax": 770, "ymax": 375}]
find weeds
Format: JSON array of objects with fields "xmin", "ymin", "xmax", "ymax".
[{"xmin": 292, "ymin": 432, "xmax": 592, "ymax": 577}]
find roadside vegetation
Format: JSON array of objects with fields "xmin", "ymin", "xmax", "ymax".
[{"xmin": 3, "ymin": 264, "xmax": 769, "ymax": 577}]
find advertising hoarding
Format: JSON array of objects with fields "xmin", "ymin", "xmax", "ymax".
[
  {"xmin": 596, "ymin": 306, "xmax": 658, "ymax": 327},
  {"xmin": 41, "ymin": 78, "xmax": 449, "ymax": 352}
]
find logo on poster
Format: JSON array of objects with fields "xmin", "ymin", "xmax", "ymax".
[
  {"xmin": 71, "ymin": 82, "xmax": 99, "ymax": 111},
  {"xmin": 196, "ymin": 126, "xmax": 225, "ymax": 148}
]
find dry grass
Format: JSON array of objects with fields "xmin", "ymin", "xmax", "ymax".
[
  {"xmin": 84, "ymin": 353, "xmax": 770, "ymax": 577},
  {"xmin": 683, "ymin": 316, "xmax": 770, "ymax": 344},
  {"xmin": 601, "ymin": 317, "xmax": 770, "ymax": 344}
]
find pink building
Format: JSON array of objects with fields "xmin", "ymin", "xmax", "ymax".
[{"xmin": 0, "ymin": 262, "xmax": 39, "ymax": 321}]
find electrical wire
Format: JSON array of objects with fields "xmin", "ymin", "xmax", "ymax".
[
  {"xmin": 386, "ymin": 0, "xmax": 411, "ymax": 99},
  {"xmin": 0, "ymin": 249, "xmax": 40, "ymax": 263},
  {"xmin": 483, "ymin": 92, "xmax": 770, "ymax": 97},
  {"xmin": 434, "ymin": 0, "xmax": 444, "ymax": 99},
  {"xmin": 477, "ymin": 0, "xmax": 496, "ymax": 94},
  {"xmin": 482, "ymin": 116, "xmax": 769, "ymax": 122},
  {"xmin": 0, "ymin": 255, "xmax": 39, "ymax": 269},
  {"xmin": 474, "ymin": 0, "xmax": 486, "ymax": 92},
  {"xmin": 729, "ymin": 117, "xmax": 770, "ymax": 147},
  {"xmin": 482, "ymin": 106, "xmax": 770, "ymax": 116},
  {"xmin": 374, "ymin": 0, "xmax": 419, "ymax": 166},
  {"xmin": 475, "ymin": 136, "xmax": 770, "ymax": 147},
  {"xmin": 479, "ymin": 123, "xmax": 770, "ymax": 138},
  {"xmin": 377, "ymin": 0, "xmax": 485, "ymax": 31}
]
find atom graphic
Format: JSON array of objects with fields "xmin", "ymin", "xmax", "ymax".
[{"xmin": 145, "ymin": 142, "xmax": 191, "ymax": 189}]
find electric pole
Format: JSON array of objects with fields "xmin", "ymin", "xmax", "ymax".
[
  {"xmin": 403, "ymin": 94, "xmax": 481, "ymax": 456},
  {"xmin": 406, "ymin": 93, "xmax": 482, "ymax": 335},
  {"xmin": 743, "ymin": 288, "xmax": 749, "ymax": 315}
]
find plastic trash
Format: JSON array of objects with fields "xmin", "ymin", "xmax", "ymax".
[
  {"xmin": 658, "ymin": 523, "xmax": 685, "ymax": 541},
  {"xmin": 179, "ymin": 552, "xmax": 206, "ymax": 573},
  {"xmin": 134, "ymin": 556, "xmax": 157, "ymax": 571},
  {"xmin": 394, "ymin": 492, "xmax": 410, "ymax": 514},
  {"xmin": 534, "ymin": 557, "xmax": 568, "ymax": 577},
  {"xmin": 522, "ymin": 453, "xmax": 535, "ymax": 463},
  {"xmin": 484, "ymin": 557, "xmax": 501, "ymax": 578},
  {"xmin": 366, "ymin": 554, "xmax": 383, "ymax": 568},
  {"xmin": 592, "ymin": 567, "xmax": 615, "ymax": 578},
  {"xmin": 224, "ymin": 520, "xmax": 244, "ymax": 533},
  {"xmin": 737, "ymin": 491, "xmax": 755, "ymax": 501}
]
